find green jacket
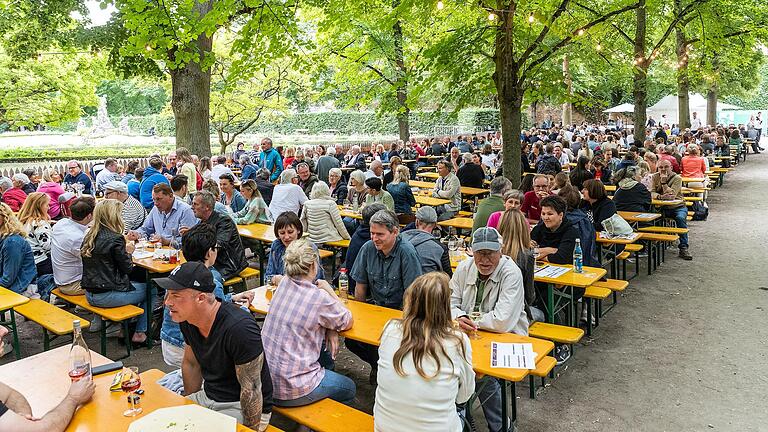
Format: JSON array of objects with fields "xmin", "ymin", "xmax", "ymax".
[{"xmin": 472, "ymin": 195, "xmax": 506, "ymax": 233}]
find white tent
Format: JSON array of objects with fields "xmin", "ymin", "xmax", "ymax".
[
  {"xmin": 647, "ymin": 93, "xmax": 741, "ymax": 125},
  {"xmin": 603, "ymin": 103, "xmax": 635, "ymax": 113}
]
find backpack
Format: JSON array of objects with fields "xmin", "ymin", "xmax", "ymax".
[
  {"xmin": 566, "ymin": 210, "xmax": 600, "ymax": 268},
  {"xmin": 691, "ymin": 200, "xmax": 708, "ymax": 221}
]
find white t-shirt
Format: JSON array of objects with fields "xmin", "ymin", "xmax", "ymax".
[
  {"xmin": 374, "ymin": 321, "xmax": 475, "ymax": 432},
  {"xmin": 209, "ymin": 164, "xmax": 234, "ymax": 182},
  {"xmin": 691, "ymin": 117, "xmax": 701, "ymax": 131},
  {"xmin": 268, "ymin": 183, "xmax": 307, "ymax": 220}
]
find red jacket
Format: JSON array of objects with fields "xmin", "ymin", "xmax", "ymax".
[
  {"xmin": 2, "ymin": 187, "xmax": 27, "ymax": 212},
  {"xmin": 660, "ymin": 153, "xmax": 680, "ymax": 173}
]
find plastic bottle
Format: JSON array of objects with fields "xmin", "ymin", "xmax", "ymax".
[
  {"xmin": 338, "ymin": 268, "xmax": 349, "ymax": 303},
  {"xmin": 69, "ymin": 320, "xmax": 92, "ymax": 382},
  {"xmin": 573, "ymin": 238, "xmax": 584, "ymax": 273}
]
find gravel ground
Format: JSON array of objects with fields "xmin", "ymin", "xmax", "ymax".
[{"xmin": 2, "ymin": 150, "xmax": 766, "ymax": 432}]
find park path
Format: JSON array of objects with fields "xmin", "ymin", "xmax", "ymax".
[{"xmin": 516, "ymin": 152, "xmax": 768, "ymax": 431}]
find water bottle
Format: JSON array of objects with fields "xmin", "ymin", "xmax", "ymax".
[
  {"xmin": 447, "ymin": 227, "xmax": 458, "ymax": 256},
  {"xmin": 573, "ymin": 238, "xmax": 584, "ymax": 273},
  {"xmin": 68, "ymin": 320, "xmax": 92, "ymax": 382},
  {"xmin": 338, "ymin": 268, "xmax": 349, "ymax": 303}
]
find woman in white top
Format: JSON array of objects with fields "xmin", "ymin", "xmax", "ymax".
[
  {"xmin": 375, "ymin": 272, "xmax": 475, "ymax": 432},
  {"xmin": 17, "ymin": 192, "xmax": 54, "ymax": 276},
  {"xmin": 299, "ymin": 181, "xmax": 350, "ymax": 244},
  {"xmin": 268, "ymin": 168, "xmax": 308, "ymax": 220}
]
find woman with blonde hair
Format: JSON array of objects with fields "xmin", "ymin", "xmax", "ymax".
[
  {"xmin": 262, "ymin": 238, "xmax": 354, "ymax": 407},
  {"xmin": 299, "ymin": 181, "xmax": 350, "ymax": 244},
  {"xmin": 0, "ymin": 203, "xmax": 37, "ymax": 300},
  {"xmin": 37, "ymin": 169, "xmax": 66, "ymax": 219},
  {"xmin": 498, "ymin": 209, "xmax": 537, "ymax": 319},
  {"xmin": 233, "ymin": 179, "xmax": 271, "ymax": 224},
  {"xmin": 175, "ymin": 147, "xmax": 198, "ymax": 194},
  {"xmin": 18, "ymin": 192, "xmax": 54, "ymax": 277},
  {"xmin": 386, "ymin": 165, "xmax": 416, "ymax": 217},
  {"xmin": 81, "ymin": 199, "xmax": 148, "ymax": 344},
  {"xmin": 375, "ymin": 272, "xmax": 475, "ymax": 432}
]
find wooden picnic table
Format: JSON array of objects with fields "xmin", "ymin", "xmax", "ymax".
[
  {"xmin": 618, "ymin": 211, "xmax": 662, "ymax": 223},
  {"xmin": 409, "ymin": 180, "xmax": 490, "ymax": 198},
  {"xmin": 132, "ymin": 247, "xmax": 183, "ymax": 274},
  {"xmin": 238, "ymin": 223, "xmax": 277, "ymax": 243},
  {"xmin": 0, "ymin": 346, "xmax": 111, "ymax": 417},
  {"xmin": 651, "ymin": 199, "xmax": 685, "ymax": 207},
  {"xmin": 437, "ymin": 217, "xmax": 474, "ymax": 231},
  {"xmin": 0, "ymin": 287, "xmax": 30, "ymax": 357},
  {"xmin": 534, "ymin": 263, "xmax": 606, "ymax": 324},
  {"xmin": 416, "ymin": 195, "xmax": 451, "ymax": 206},
  {"xmin": 680, "ymin": 176, "xmax": 707, "ymax": 183}
]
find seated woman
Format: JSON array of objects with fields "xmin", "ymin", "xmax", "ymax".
[
  {"xmin": 81, "ymin": 199, "xmax": 148, "ymax": 345},
  {"xmin": 487, "ymin": 189, "xmax": 525, "ymax": 229},
  {"xmin": 612, "ymin": 167, "xmax": 652, "ymax": 212},
  {"xmin": 218, "ymin": 173, "xmax": 246, "ymax": 213},
  {"xmin": 300, "ymin": 181, "xmax": 350, "ymax": 244},
  {"xmin": 233, "ymin": 179, "xmax": 271, "ymax": 225},
  {"xmin": 328, "ymin": 168, "xmax": 348, "ymax": 205},
  {"xmin": 345, "ymin": 170, "xmax": 368, "ymax": 209},
  {"xmin": 2, "ymin": 174, "xmax": 29, "ymax": 212},
  {"xmin": 681, "ymin": 144, "xmax": 708, "ymax": 189},
  {"xmin": 382, "ymin": 156, "xmax": 402, "ymax": 190},
  {"xmin": 580, "ymin": 179, "xmax": 617, "ymax": 232},
  {"xmin": 265, "ymin": 212, "xmax": 325, "ymax": 286},
  {"xmin": 590, "ymin": 157, "xmax": 612, "ymax": 185},
  {"xmin": 18, "ymin": 193, "xmax": 54, "ymax": 281},
  {"xmin": 385, "ymin": 166, "xmax": 416, "ymax": 218},
  {"xmin": 550, "ymin": 172, "xmax": 570, "ymax": 195},
  {"xmin": 530, "ymin": 195, "xmax": 579, "ymax": 265},
  {"xmin": 375, "ymin": 272, "xmax": 475, "ymax": 432},
  {"xmin": 37, "ymin": 169, "xmax": 65, "ymax": 220},
  {"xmin": 202, "ymin": 179, "xmax": 235, "ymax": 219},
  {"xmin": 0, "ymin": 203, "xmax": 38, "ymax": 299},
  {"xmin": 498, "ymin": 209, "xmax": 540, "ymax": 322},
  {"xmin": 263, "ymin": 238, "xmax": 354, "ymax": 407},
  {"xmin": 363, "ymin": 177, "xmax": 394, "ymax": 211},
  {"xmin": 568, "ymin": 156, "xmax": 594, "ymax": 190}
]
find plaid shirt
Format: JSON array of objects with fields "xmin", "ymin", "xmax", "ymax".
[{"xmin": 262, "ymin": 277, "xmax": 351, "ymax": 400}]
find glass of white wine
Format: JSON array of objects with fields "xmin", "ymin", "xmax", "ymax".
[{"xmin": 468, "ymin": 310, "xmax": 482, "ymax": 340}]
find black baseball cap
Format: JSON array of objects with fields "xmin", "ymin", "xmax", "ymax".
[{"xmin": 154, "ymin": 262, "xmax": 215, "ymax": 293}]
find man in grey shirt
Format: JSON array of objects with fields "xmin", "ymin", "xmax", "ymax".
[
  {"xmin": 315, "ymin": 146, "xmax": 340, "ymax": 184},
  {"xmin": 400, "ymin": 206, "xmax": 452, "ymax": 276}
]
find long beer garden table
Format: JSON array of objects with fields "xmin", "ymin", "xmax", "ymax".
[
  {"xmin": 248, "ymin": 286, "xmax": 553, "ymax": 430},
  {"xmin": 534, "ymin": 263, "xmax": 606, "ymax": 325}
]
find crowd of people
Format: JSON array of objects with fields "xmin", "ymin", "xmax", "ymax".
[{"xmin": 0, "ymin": 118, "xmax": 757, "ymax": 432}]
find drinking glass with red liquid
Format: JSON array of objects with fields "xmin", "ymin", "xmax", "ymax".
[{"xmin": 121, "ymin": 367, "xmax": 143, "ymax": 417}]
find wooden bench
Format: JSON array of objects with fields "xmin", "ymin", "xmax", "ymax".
[
  {"xmin": 528, "ymin": 356, "xmax": 557, "ymax": 399},
  {"xmin": 528, "ymin": 322, "xmax": 584, "ymax": 344},
  {"xmin": 224, "ymin": 267, "xmax": 262, "ymax": 293},
  {"xmin": 273, "ymin": 398, "xmax": 374, "ymax": 432},
  {"xmin": 638, "ymin": 226, "xmax": 689, "ymax": 235},
  {"xmin": 583, "ymin": 286, "xmax": 611, "ymax": 336},
  {"xmin": 639, "ymin": 233, "xmax": 679, "ymax": 274},
  {"xmin": 52, "ymin": 288, "xmax": 143, "ymax": 358},
  {"xmin": 593, "ymin": 278, "xmax": 630, "ymax": 313},
  {"xmin": 0, "ymin": 287, "xmax": 31, "ymax": 359},
  {"xmin": 14, "ymin": 299, "xmax": 90, "ymax": 351}
]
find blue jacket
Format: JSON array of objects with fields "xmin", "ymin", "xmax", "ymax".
[
  {"xmin": 0, "ymin": 235, "xmax": 37, "ymax": 295},
  {"xmin": 240, "ymin": 164, "xmax": 258, "ymax": 182},
  {"xmin": 161, "ymin": 267, "xmax": 228, "ymax": 348},
  {"xmin": 259, "ymin": 148, "xmax": 284, "ymax": 182},
  {"xmin": 386, "ymin": 182, "xmax": 416, "ymax": 215},
  {"xmin": 63, "ymin": 172, "xmax": 92, "ymax": 195},
  {"xmin": 220, "ymin": 190, "xmax": 247, "ymax": 213},
  {"xmin": 127, "ymin": 179, "xmax": 141, "ymax": 200},
  {"xmin": 140, "ymin": 166, "xmax": 170, "ymax": 209},
  {"xmin": 265, "ymin": 239, "xmax": 324, "ymax": 283},
  {"xmin": 121, "ymin": 173, "xmax": 135, "ymax": 184}
]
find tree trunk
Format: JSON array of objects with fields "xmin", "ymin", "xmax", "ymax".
[
  {"xmin": 675, "ymin": 22, "xmax": 691, "ymax": 129},
  {"xmin": 494, "ymin": 1, "xmax": 522, "ymax": 187},
  {"xmin": 632, "ymin": 0, "xmax": 648, "ymax": 144},
  {"xmin": 392, "ymin": 0, "xmax": 409, "ymax": 141},
  {"xmin": 170, "ymin": 37, "xmax": 213, "ymax": 158},
  {"xmin": 562, "ymin": 55, "xmax": 573, "ymax": 126},
  {"xmin": 706, "ymin": 85, "xmax": 717, "ymax": 127}
]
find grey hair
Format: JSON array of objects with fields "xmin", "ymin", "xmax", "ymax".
[
  {"xmin": 351, "ymin": 145, "xmax": 361, "ymax": 152},
  {"xmin": 239, "ymin": 154, "xmax": 252, "ymax": 165},
  {"xmin": 0, "ymin": 177, "xmax": 12, "ymax": 190},
  {"xmin": 296, "ymin": 162, "xmax": 310, "ymax": 171},
  {"xmin": 349, "ymin": 170, "xmax": 366, "ymax": 186},
  {"xmin": 310, "ymin": 181, "xmax": 331, "ymax": 200},
  {"xmin": 369, "ymin": 209, "xmax": 399, "ymax": 233},
  {"xmin": 326, "ymin": 146, "xmax": 336, "ymax": 156},
  {"xmin": 195, "ymin": 190, "xmax": 216, "ymax": 210},
  {"xmin": 280, "ymin": 169, "xmax": 297, "ymax": 184},
  {"xmin": 361, "ymin": 203, "xmax": 386, "ymax": 226},
  {"xmin": 256, "ymin": 167, "xmax": 271, "ymax": 180},
  {"xmin": 462, "ymin": 153, "xmax": 473, "ymax": 163},
  {"xmin": 503, "ymin": 189, "xmax": 524, "ymax": 203},
  {"xmin": 328, "ymin": 168, "xmax": 342, "ymax": 178},
  {"xmin": 437, "ymin": 160, "xmax": 452, "ymax": 172},
  {"xmin": 12, "ymin": 173, "xmax": 30, "ymax": 185},
  {"xmin": 370, "ymin": 160, "xmax": 383, "ymax": 170},
  {"xmin": 490, "ymin": 177, "xmax": 512, "ymax": 195}
]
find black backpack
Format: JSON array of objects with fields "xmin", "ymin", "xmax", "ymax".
[{"xmin": 691, "ymin": 200, "xmax": 709, "ymax": 221}]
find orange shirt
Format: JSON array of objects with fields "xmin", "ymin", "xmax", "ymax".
[{"xmin": 681, "ymin": 156, "xmax": 706, "ymax": 178}]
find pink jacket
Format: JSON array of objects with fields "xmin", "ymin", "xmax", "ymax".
[{"xmin": 36, "ymin": 182, "xmax": 65, "ymax": 218}]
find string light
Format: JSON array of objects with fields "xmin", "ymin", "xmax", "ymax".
[
  {"xmin": 436, "ymin": 0, "xmax": 444, "ymax": 10},
  {"xmin": 488, "ymin": 12, "xmax": 496, "ymax": 20},
  {"xmin": 577, "ymin": 29, "xmax": 584, "ymax": 36},
  {"xmin": 596, "ymin": 43, "xmax": 602, "ymax": 51},
  {"xmin": 528, "ymin": 13, "xmax": 535, "ymax": 23}
]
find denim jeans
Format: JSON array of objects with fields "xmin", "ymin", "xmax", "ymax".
[
  {"xmin": 85, "ymin": 282, "xmax": 149, "ymax": 332},
  {"xmin": 343, "ymin": 217, "xmax": 359, "ymax": 236},
  {"xmin": 477, "ymin": 376, "xmax": 507, "ymax": 432},
  {"xmin": 273, "ymin": 369, "xmax": 356, "ymax": 407},
  {"xmin": 344, "ymin": 339, "xmax": 379, "ymax": 369},
  {"xmin": 662, "ymin": 206, "xmax": 689, "ymax": 249}
]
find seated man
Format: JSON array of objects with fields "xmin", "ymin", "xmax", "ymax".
[
  {"xmin": 94, "ymin": 158, "xmax": 119, "ymax": 193},
  {"xmin": 401, "ymin": 206, "xmax": 452, "ymax": 276},
  {"xmin": 432, "ymin": 160, "xmax": 462, "ymax": 221},
  {"xmin": 188, "ymin": 191, "xmax": 248, "ymax": 280},
  {"xmin": 63, "ymin": 160, "xmax": 92, "ymax": 195},
  {"xmin": 342, "ymin": 203, "xmax": 387, "ymax": 295},
  {"xmin": 449, "ymin": 227, "xmax": 527, "ymax": 432},
  {"xmin": 159, "ymin": 262, "xmax": 272, "ymax": 430},
  {"xmin": 170, "ymin": 175, "xmax": 190, "ymax": 204},
  {"xmin": 139, "ymin": 157, "xmax": 170, "ymax": 209},
  {"xmin": 650, "ymin": 159, "xmax": 692, "ymax": 260},
  {"xmin": 104, "ymin": 181, "xmax": 146, "ymax": 231},
  {"xmin": 0, "ymin": 326, "xmax": 95, "ymax": 431},
  {"xmin": 51, "ymin": 196, "xmax": 96, "ymax": 296},
  {"xmin": 472, "ymin": 177, "xmax": 512, "ymax": 233},
  {"xmin": 348, "ymin": 209, "xmax": 423, "ymax": 382},
  {"xmin": 456, "ymin": 153, "xmax": 486, "ymax": 188},
  {"xmin": 127, "ymin": 183, "xmax": 197, "ymax": 247},
  {"xmin": 520, "ymin": 174, "xmax": 551, "ymax": 222}
]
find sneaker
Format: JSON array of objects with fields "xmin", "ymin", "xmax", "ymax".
[
  {"xmin": 678, "ymin": 248, "xmax": 693, "ymax": 261},
  {"xmin": 554, "ymin": 345, "xmax": 571, "ymax": 365},
  {"xmin": 88, "ymin": 318, "xmax": 103, "ymax": 333}
]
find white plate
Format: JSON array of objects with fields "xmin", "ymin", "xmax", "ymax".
[{"xmin": 128, "ymin": 405, "xmax": 237, "ymax": 432}]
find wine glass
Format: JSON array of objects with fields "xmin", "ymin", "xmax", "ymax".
[
  {"xmin": 468, "ymin": 309, "xmax": 482, "ymax": 340},
  {"xmin": 121, "ymin": 367, "xmax": 143, "ymax": 417}
]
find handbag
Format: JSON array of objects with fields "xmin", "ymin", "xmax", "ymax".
[{"xmin": 602, "ymin": 213, "xmax": 634, "ymax": 235}]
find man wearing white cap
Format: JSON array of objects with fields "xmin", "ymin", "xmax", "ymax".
[
  {"xmin": 104, "ymin": 181, "xmax": 146, "ymax": 231},
  {"xmin": 449, "ymin": 226, "xmax": 527, "ymax": 432}
]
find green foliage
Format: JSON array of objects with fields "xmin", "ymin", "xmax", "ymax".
[
  {"xmin": 0, "ymin": 0, "xmax": 87, "ymax": 59},
  {"xmin": 93, "ymin": 78, "xmax": 168, "ymax": 117},
  {"xmin": 0, "ymin": 144, "xmax": 173, "ymax": 162}
]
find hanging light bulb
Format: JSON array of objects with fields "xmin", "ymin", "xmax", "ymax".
[
  {"xmin": 596, "ymin": 43, "xmax": 602, "ymax": 51},
  {"xmin": 528, "ymin": 13, "xmax": 535, "ymax": 23},
  {"xmin": 436, "ymin": 0, "xmax": 444, "ymax": 10},
  {"xmin": 488, "ymin": 12, "xmax": 497, "ymax": 21},
  {"xmin": 577, "ymin": 29, "xmax": 584, "ymax": 36}
]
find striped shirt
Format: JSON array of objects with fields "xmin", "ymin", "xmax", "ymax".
[{"xmin": 262, "ymin": 277, "xmax": 351, "ymax": 400}]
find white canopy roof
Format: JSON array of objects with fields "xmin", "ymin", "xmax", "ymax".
[
  {"xmin": 603, "ymin": 103, "xmax": 635, "ymax": 113},
  {"xmin": 647, "ymin": 93, "xmax": 741, "ymax": 124}
]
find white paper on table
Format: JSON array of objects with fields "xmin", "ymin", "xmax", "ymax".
[
  {"xmin": 534, "ymin": 265, "xmax": 571, "ymax": 279},
  {"xmin": 634, "ymin": 213, "xmax": 658, "ymax": 219},
  {"xmin": 490, "ymin": 342, "xmax": 536, "ymax": 369},
  {"xmin": 132, "ymin": 250, "xmax": 153, "ymax": 260},
  {"xmin": 128, "ymin": 405, "xmax": 237, "ymax": 432}
]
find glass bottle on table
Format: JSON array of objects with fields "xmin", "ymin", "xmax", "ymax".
[
  {"xmin": 573, "ymin": 238, "xmax": 583, "ymax": 273},
  {"xmin": 338, "ymin": 268, "xmax": 349, "ymax": 303},
  {"xmin": 447, "ymin": 227, "xmax": 458, "ymax": 257},
  {"xmin": 68, "ymin": 320, "xmax": 92, "ymax": 382}
]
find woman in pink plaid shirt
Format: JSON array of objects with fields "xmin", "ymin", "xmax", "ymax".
[{"xmin": 262, "ymin": 239, "xmax": 355, "ymax": 406}]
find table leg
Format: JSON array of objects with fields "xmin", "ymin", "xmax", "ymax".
[
  {"xmin": 10, "ymin": 310, "xmax": 20, "ymax": 359},
  {"xmin": 547, "ymin": 284, "xmax": 554, "ymax": 323}
]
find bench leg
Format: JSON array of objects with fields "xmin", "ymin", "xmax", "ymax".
[
  {"xmin": 585, "ymin": 298, "xmax": 593, "ymax": 337},
  {"xmin": 10, "ymin": 310, "xmax": 20, "ymax": 359},
  {"xmin": 124, "ymin": 321, "xmax": 132, "ymax": 358},
  {"xmin": 529, "ymin": 375, "xmax": 536, "ymax": 399},
  {"xmin": 100, "ymin": 321, "xmax": 107, "ymax": 356},
  {"xmin": 43, "ymin": 329, "xmax": 50, "ymax": 351}
]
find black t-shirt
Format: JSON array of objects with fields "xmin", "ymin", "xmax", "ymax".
[
  {"xmin": 180, "ymin": 301, "xmax": 267, "ymax": 403},
  {"xmin": 0, "ymin": 400, "xmax": 8, "ymax": 418}
]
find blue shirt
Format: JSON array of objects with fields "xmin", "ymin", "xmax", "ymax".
[
  {"xmin": 136, "ymin": 198, "xmax": 198, "ymax": 242},
  {"xmin": 385, "ymin": 182, "xmax": 416, "ymax": 215},
  {"xmin": 63, "ymin": 172, "xmax": 92, "ymax": 195},
  {"xmin": 0, "ymin": 235, "xmax": 37, "ymax": 295},
  {"xmin": 265, "ymin": 239, "xmax": 325, "ymax": 283},
  {"xmin": 350, "ymin": 236, "xmax": 423, "ymax": 309}
]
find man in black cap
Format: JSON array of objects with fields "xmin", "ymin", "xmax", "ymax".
[{"xmin": 158, "ymin": 262, "xmax": 272, "ymax": 430}]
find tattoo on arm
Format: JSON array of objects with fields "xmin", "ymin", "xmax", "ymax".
[{"xmin": 235, "ymin": 354, "xmax": 264, "ymax": 429}]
